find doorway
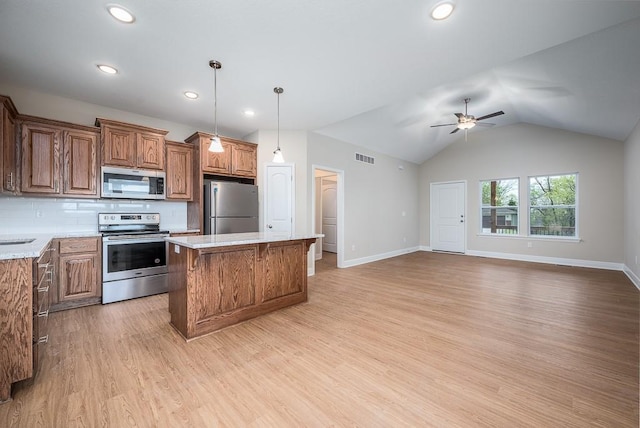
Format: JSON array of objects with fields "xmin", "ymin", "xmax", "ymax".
[
  {"xmin": 312, "ymin": 166, "xmax": 344, "ymax": 271},
  {"xmin": 430, "ymin": 181, "xmax": 466, "ymax": 253}
]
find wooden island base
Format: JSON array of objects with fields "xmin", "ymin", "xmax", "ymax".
[{"xmin": 167, "ymin": 236, "xmax": 316, "ymax": 340}]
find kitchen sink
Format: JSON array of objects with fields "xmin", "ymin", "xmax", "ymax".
[{"xmin": 0, "ymin": 238, "xmax": 36, "ymax": 245}]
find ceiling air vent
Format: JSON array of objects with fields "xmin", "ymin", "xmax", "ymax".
[{"xmin": 355, "ymin": 153, "xmax": 375, "ymax": 165}]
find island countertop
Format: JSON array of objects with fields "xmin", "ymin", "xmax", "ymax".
[{"xmin": 165, "ymin": 232, "xmax": 322, "ymax": 249}]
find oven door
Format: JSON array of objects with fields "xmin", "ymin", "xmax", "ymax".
[{"xmin": 102, "ymin": 236, "xmax": 168, "ymax": 282}]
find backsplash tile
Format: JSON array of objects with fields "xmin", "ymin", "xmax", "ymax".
[{"xmin": 0, "ymin": 197, "xmax": 187, "ymax": 234}]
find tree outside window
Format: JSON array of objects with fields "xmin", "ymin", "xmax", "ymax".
[
  {"xmin": 480, "ymin": 178, "xmax": 519, "ymax": 235},
  {"xmin": 529, "ymin": 174, "xmax": 577, "ymax": 237}
]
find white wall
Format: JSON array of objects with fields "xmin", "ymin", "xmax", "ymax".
[
  {"xmin": 307, "ymin": 132, "xmax": 420, "ymax": 266},
  {"xmin": 244, "ymin": 129, "xmax": 308, "ymax": 236},
  {"xmin": 419, "ymin": 123, "xmax": 625, "ymax": 267},
  {"xmin": 624, "ymin": 119, "xmax": 640, "ymax": 286}
]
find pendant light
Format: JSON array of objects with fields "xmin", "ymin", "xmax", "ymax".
[
  {"xmin": 272, "ymin": 87, "xmax": 285, "ymax": 163},
  {"xmin": 208, "ymin": 60, "xmax": 224, "ymax": 153}
]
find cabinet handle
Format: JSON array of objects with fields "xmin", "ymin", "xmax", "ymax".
[
  {"xmin": 8, "ymin": 172, "xmax": 14, "ymax": 190},
  {"xmin": 37, "ymin": 335, "xmax": 49, "ymax": 344},
  {"xmin": 54, "ymin": 180, "xmax": 59, "ymax": 192},
  {"xmin": 37, "ymin": 309, "xmax": 49, "ymax": 318},
  {"xmin": 37, "ymin": 285, "xmax": 49, "ymax": 293}
]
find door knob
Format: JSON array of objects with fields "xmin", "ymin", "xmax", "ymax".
[{"xmin": 268, "ymin": 224, "xmax": 273, "ymax": 229}]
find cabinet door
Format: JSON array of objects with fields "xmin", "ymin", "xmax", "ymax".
[
  {"xmin": 102, "ymin": 126, "xmax": 136, "ymax": 167},
  {"xmin": 21, "ymin": 123, "xmax": 60, "ymax": 194},
  {"xmin": 232, "ymin": 144, "xmax": 257, "ymax": 177},
  {"xmin": 1, "ymin": 107, "xmax": 18, "ymax": 193},
  {"xmin": 201, "ymin": 140, "xmax": 232, "ymax": 174},
  {"xmin": 58, "ymin": 253, "xmax": 99, "ymax": 302},
  {"xmin": 166, "ymin": 142, "xmax": 193, "ymax": 200},
  {"xmin": 137, "ymin": 133, "xmax": 165, "ymax": 170},
  {"xmin": 63, "ymin": 130, "xmax": 98, "ymax": 196}
]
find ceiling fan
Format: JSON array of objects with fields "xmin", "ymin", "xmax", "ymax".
[{"xmin": 430, "ymin": 98, "xmax": 504, "ymax": 139}]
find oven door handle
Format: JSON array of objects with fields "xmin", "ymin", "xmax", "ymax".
[{"xmin": 103, "ymin": 235, "xmax": 169, "ymax": 245}]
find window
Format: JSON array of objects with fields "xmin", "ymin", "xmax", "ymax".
[
  {"xmin": 480, "ymin": 178, "xmax": 519, "ymax": 235},
  {"xmin": 529, "ymin": 174, "xmax": 577, "ymax": 237}
]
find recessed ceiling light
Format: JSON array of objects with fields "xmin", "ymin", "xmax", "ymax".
[
  {"xmin": 97, "ymin": 64, "xmax": 118, "ymax": 74},
  {"xmin": 243, "ymin": 110, "xmax": 255, "ymax": 117},
  {"xmin": 184, "ymin": 91, "xmax": 199, "ymax": 100},
  {"xmin": 107, "ymin": 5, "xmax": 135, "ymax": 23},
  {"xmin": 431, "ymin": 2, "xmax": 454, "ymax": 20}
]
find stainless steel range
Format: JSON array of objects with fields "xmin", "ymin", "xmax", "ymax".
[{"xmin": 99, "ymin": 213, "xmax": 169, "ymax": 304}]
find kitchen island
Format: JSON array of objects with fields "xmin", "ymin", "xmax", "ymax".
[{"xmin": 165, "ymin": 232, "xmax": 318, "ymax": 340}]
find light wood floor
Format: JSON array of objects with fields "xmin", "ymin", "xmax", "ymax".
[{"xmin": 2, "ymin": 252, "xmax": 638, "ymax": 427}]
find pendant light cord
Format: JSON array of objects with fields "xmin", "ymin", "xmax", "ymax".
[
  {"xmin": 214, "ymin": 65, "xmax": 218, "ymax": 137},
  {"xmin": 277, "ymin": 90, "xmax": 280, "ymax": 150}
]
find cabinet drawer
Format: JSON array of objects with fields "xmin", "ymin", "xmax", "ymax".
[
  {"xmin": 36, "ymin": 280, "xmax": 50, "ymax": 315},
  {"xmin": 36, "ymin": 245, "xmax": 52, "ymax": 266},
  {"xmin": 59, "ymin": 237, "xmax": 99, "ymax": 254}
]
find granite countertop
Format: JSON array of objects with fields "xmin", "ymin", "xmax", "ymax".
[
  {"xmin": 165, "ymin": 232, "xmax": 322, "ymax": 249},
  {"xmin": 0, "ymin": 232, "xmax": 101, "ymax": 260}
]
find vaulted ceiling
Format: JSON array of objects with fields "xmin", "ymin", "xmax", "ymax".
[{"xmin": 1, "ymin": 0, "xmax": 639, "ymax": 164}]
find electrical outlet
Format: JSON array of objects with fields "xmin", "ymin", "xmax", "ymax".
[
  {"xmin": 527, "ymin": 242, "xmax": 533, "ymax": 248},
  {"xmin": 403, "ymin": 237, "xmax": 407, "ymax": 243},
  {"xmin": 351, "ymin": 244, "xmax": 356, "ymax": 251},
  {"xmin": 36, "ymin": 210, "xmax": 43, "ymax": 218}
]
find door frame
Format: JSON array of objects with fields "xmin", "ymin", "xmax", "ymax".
[
  {"xmin": 430, "ymin": 180, "xmax": 467, "ymax": 253},
  {"xmin": 311, "ymin": 165, "xmax": 345, "ymax": 269}
]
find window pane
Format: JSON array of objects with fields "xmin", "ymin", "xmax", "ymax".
[
  {"xmin": 529, "ymin": 207, "xmax": 576, "ymax": 237},
  {"xmin": 482, "ymin": 207, "xmax": 518, "ymax": 234},
  {"xmin": 481, "ymin": 179, "xmax": 518, "ymax": 206},
  {"xmin": 529, "ymin": 175, "xmax": 576, "ymax": 206}
]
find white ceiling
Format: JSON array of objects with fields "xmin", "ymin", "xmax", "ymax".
[{"xmin": 1, "ymin": 0, "xmax": 639, "ymax": 164}]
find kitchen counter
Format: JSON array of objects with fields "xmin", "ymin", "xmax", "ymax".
[
  {"xmin": 0, "ymin": 232, "xmax": 101, "ymax": 260},
  {"xmin": 167, "ymin": 233, "xmax": 319, "ymax": 339},
  {"xmin": 165, "ymin": 231, "xmax": 321, "ymax": 249}
]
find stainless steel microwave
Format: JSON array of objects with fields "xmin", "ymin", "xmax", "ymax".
[{"xmin": 101, "ymin": 166, "xmax": 166, "ymax": 200}]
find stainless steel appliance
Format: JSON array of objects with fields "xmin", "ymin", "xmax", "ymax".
[
  {"xmin": 101, "ymin": 166, "xmax": 166, "ymax": 200},
  {"xmin": 99, "ymin": 213, "xmax": 169, "ymax": 304},
  {"xmin": 204, "ymin": 180, "xmax": 259, "ymax": 234}
]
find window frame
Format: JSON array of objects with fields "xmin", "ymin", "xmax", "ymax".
[
  {"xmin": 479, "ymin": 177, "xmax": 520, "ymax": 236},
  {"xmin": 527, "ymin": 172, "xmax": 579, "ymax": 239}
]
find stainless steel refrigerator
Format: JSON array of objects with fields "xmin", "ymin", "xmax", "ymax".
[{"xmin": 203, "ymin": 180, "xmax": 259, "ymax": 234}]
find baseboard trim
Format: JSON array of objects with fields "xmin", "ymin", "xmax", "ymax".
[
  {"xmin": 623, "ymin": 265, "xmax": 640, "ymax": 290},
  {"xmin": 419, "ymin": 245, "xmax": 432, "ymax": 252},
  {"xmin": 342, "ymin": 246, "xmax": 420, "ymax": 268},
  {"xmin": 465, "ymin": 249, "xmax": 624, "ymax": 271}
]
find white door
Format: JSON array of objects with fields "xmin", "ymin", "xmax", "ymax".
[
  {"xmin": 264, "ymin": 164, "xmax": 294, "ymax": 234},
  {"xmin": 321, "ymin": 179, "xmax": 337, "ymax": 253},
  {"xmin": 430, "ymin": 181, "xmax": 466, "ymax": 253}
]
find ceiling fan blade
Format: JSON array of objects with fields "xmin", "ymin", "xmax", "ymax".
[
  {"xmin": 476, "ymin": 122, "xmax": 495, "ymax": 127},
  {"xmin": 475, "ymin": 111, "xmax": 504, "ymax": 121},
  {"xmin": 450, "ymin": 128, "xmax": 461, "ymax": 134},
  {"xmin": 454, "ymin": 113, "xmax": 464, "ymax": 119},
  {"xmin": 430, "ymin": 123, "xmax": 457, "ymax": 128}
]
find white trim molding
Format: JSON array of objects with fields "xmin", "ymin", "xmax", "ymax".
[
  {"xmin": 623, "ymin": 265, "xmax": 640, "ymax": 290},
  {"xmin": 341, "ymin": 247, "xmax": 420, "ymax": 268},
  {"xmin": 419, "ymin": 245, "xmax": 432, "ymax": 252},
  {"xmin": 465, "ymin": 249, "xmax": 624, "ymax": 271}
]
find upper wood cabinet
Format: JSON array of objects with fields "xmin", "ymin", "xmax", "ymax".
[
  {"xmin": 166, "ymin": 140, "xmax": 194, "ymax": 201},
  {"xmin": 20, "ymin": 116, "xmax": 99, "ymax": 197},
  {"xmin": 96, "ymin": 118, "xmax": 167, "ymax": 170},
  {"xmin": 0, "ymin": 96, "xmax": 19, "ymax": 194},
  {"xmin": 188, "ymin": 132, "xmax": 257, "ymax": 179}
]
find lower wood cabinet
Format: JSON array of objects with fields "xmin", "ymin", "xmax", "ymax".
[{"xmin": 51, "ymin": 237, "xmax": 101, "ymax": 311}]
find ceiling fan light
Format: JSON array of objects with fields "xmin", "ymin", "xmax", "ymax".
[
  {"xmin": 209, "ymin": 136, "xmax": 224, "ymax": 152},
  {"xmin": 458, "ymin": 121, "xmax": 476, "ymax": 130},
  {"xmin": 431, "ymin": 2, "xmax": 454, "ymax": 20}
]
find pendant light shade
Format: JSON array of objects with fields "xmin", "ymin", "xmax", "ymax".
[
  {"xmin": 208, "ymin": 60, "xmax": 224, "ymax": 153},
  {"xmin": 272, "ymin": 87, "xmax": 285, "ymax": 163}
]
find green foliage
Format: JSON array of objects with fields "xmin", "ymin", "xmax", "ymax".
[
  {"xmin": 481, "ymin": 179, "xmax": 518, "ymax": 206},
  {"xmin": 529, "ymin": 174, "xmax": 577, "ymax": 235}
]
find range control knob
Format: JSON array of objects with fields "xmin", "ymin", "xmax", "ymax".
[
  {"xmin": 146, "ymin": 215, "xmax": 151, "ymax": 220},
  {"xmin": 110, "ymin": 215, "xmax": 116, "ymax": 220}
]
